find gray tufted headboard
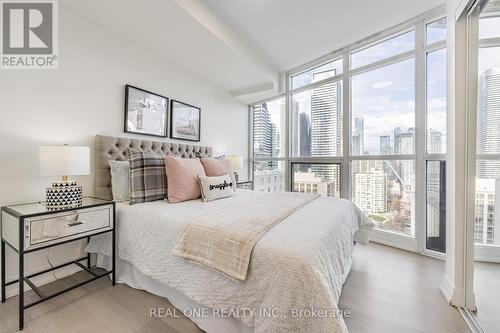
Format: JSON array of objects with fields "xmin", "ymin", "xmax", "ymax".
[{"xmin": 95, "ymin": 135, "xmax": 213, "ymax": 200}]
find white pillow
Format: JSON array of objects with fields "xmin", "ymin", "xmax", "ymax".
[
  {"xmin": 108, "ymin": 160, "xmax": 130, "ymax": 202},
  {"xmin": 197, "ymin": 174, "xmax": 235, "ymax": 202}
]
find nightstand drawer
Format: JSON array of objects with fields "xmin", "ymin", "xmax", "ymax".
[{"xmin": 25, "ymin": 206, "xmax": 112, "ymax": 250}]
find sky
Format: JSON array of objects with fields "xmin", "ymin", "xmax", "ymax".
[{"xmin": 478, "ymin": 15, "xmax": 500, "ymax": 74}]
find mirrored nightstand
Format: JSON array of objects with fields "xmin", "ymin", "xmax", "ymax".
[{"xmin": 1, "ymin": 197, "xmax": 115, "ymax": 331}]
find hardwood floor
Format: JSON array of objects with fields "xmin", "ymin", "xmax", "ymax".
[
  {"xmin": 474, "ymin": 261, "xmax": 500, "ymax": 333},
  {"xmin": 340, "ymin": 243, "xmax": 469, "ymax": 333},
  {"xmin": 0, "ymin": 243, "xmax": 470, "ymax": 333}
]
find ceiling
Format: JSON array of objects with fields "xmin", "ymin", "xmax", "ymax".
[
  {"xmin": 203, "ymin": 0, "xmax": 447, "ymax": 73},
  {"xmin": 66, "ymin": 0, "xmax": 446, "ymax": 104}
]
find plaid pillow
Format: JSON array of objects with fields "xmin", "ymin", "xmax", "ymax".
[{"xmin": 128, "ymin": 148, "xmax": 167, "ymax": 204}]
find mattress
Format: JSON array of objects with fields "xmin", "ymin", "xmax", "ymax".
[{"xmin": 86, "ymin": 190, "xmax": 373, "ymax": 332}]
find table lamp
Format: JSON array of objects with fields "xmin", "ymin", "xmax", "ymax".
[
  {"xmin": 39, "ymin": 145, "xmax": 90, "ymax": 208},
  {"xmin": 227, "ymin": 155, "xmax": 243, "ymax": 182}
]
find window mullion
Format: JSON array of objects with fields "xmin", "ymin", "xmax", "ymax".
[
  {"xmin": 415, "ymin": 20, "xmax": 427, "ymax": 252},
  {"xmin": 285, "ymin": 87, "xmax": 291, "ymax": 192},
  {"xmin": 343, "ymin": 51, "xmax": 351, "ymax": 199},
  {"xmin": 349, "ymin": 50, "xmax": 416, "ymax": 76},
  {"xmin": 248, "ymin": 105, "xmax": 253, "ymax": 181}
]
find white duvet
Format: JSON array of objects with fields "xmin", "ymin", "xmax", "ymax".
[{"xmin": 86, "ymin": 190, "xmax": 373, "ymax": 333}]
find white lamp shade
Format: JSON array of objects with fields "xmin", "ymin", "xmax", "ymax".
[
  {"xmin": 227, "ymin": 155, "xmax": 243, "ymax": 171},
  {"xmin": 39, "ymin": 145, "xmax": 90, "ymax": 176}
]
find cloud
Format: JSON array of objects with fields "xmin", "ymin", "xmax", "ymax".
[
  {"xmin": 372, "ymin": 81, "xmax": 393, "ymax": 89},
  {"xmin": 427, "ymin": 97, "xmax": 446, "ymax": 111}
]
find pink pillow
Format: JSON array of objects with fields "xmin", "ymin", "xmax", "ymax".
[
  {"xmin": 200, "ymin": 158, "xmax": 236, "ymax": 191},
  {"xmin": 165, "ymin": 156, "xmax": 206, "ymax": 203}
]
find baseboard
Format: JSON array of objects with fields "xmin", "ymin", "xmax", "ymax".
[
  {"xmin": 440, "ymin": 274, "xmax": 458, "ymax": 305},
  {"xmin": 465, "ymin": 289, "xmax": 477, "ymax": 311},
  {"xmin": 440, "ymin": 273, "xmax": 478, "ymax": 313},
  {"xmin": 369, "ymin": 230, "xmax": 417, "ymax": 253}
]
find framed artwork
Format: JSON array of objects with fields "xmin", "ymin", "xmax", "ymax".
[
  {"xmin": 124, "ymin": 85, "xmax": 168, "ymax": 137},
  {"xmin": 170, "ymin": 100, "xmax": 201, "ymax": 142}
]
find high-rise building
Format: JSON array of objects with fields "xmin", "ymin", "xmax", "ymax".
[
  {"xmin": 253, "ymin": 103, "xmax": 272, "ymax": 159},
  {"xmin": 271, "ymin": 124, "xmax": 279, "ymax": 157},
  {"xmin": 309, "ymin": 70, "xmax": 342, "ymax": 194},
  {"xmin": 352, "ymin": 117, "xmax": 364, "ymax": 155},
  {"xmin": 352, "ymin": 133, "xmax": 361, "ymax": 156},
  {"xmin": 379, "ymin": 135, "xmax": 392, "ymax": 177},
  {"xmin": 394, "ymin": 127, "xmax": 402, "ymax": 154},
  {"xmin": 310, "ymin": 70, "xmax": 342, "ymax": 157},
  {"xmin": 380, "ymin": 135, "xmax": 391, "ymax": 155},
  {"xmin": 353, "ymin": 168, "xmax": 388, "ymax": 214},
  {"xmin": 400, "ymin": 128, "xmax": 415, "ymax": 154},
  {"xmin": 426, "ymin": 161, "xmax": 446, "ymax": 242},
  {"xmin": 428, "ymin": 129, "xmax": 442, "ymax": 154},
  {"xmin": 352, "ymin": 117, "xmax": 365, "ymax": 174},
  {"xmin": 474, "ymin": 178, "xmax": 500, "ymax": 244},
  {"xmin": 477, "ymin": 69, "xmax": 500, "ymax": 179},
  {"xmin": 291, "ymin": 98, "xmax": 301, "ymax": 157},
  {"xmin": 399, "ymin": 128, "xmax": 415, "ymax": 186},
  {"xmin": 253, "ymin": 102, "xmax": 281, "ymax": 160},
  {"xmin": 270, "ymin": 123, "xmax": 279, "ymax": 169},
  {"xmin": 474, "ymin": 69, "xmax": 500, "ymax": 244},
  {"xmin": 299, "ymin": 113, "xmax": 311, "ymax": 156}
]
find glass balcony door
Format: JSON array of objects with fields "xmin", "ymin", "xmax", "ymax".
[{"xmin": 465, "ymin": 1, "xmax": 500, "ymax": 331}]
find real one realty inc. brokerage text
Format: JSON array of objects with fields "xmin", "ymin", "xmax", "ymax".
[{"xmin": 150, "ymin": 307, "xmax": 352, "ymax": 319}]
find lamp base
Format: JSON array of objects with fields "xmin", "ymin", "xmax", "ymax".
[{"xmin": 45, "ymin": 180, "xmax": 83, "ymax": 208}]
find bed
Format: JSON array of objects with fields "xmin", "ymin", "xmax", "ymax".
[{"xmin": 87, "ymin": 135, "xmax": 374, "ymax": 333}]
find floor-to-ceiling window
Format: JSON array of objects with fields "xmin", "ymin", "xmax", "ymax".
[
  {"xmin": 350, "ymin": 34, "xmax": 417, "ymax": 238},
  {"xmin": 249, "ymin": 10, "xmax": 446, "ymax": 253}
]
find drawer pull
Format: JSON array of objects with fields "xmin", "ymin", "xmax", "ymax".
[{"xmin": 65, "ymin": 221, "xmax": 85, "ymax": 227}]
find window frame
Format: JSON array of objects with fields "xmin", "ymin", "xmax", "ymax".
[
  {"xmin": 426, "ymin": 17, "xmax": 448, "ymax": 46},
  {"xmin": 248, "ymin": 7, "xmax": 447, "ymax": 256},
  {"xmin": 349, "ymin": 28, "xmax": 416, "ymax": 71},
  {"xmin": 290, "ymin": 57, "xmax": 344, "ymax": 91}
]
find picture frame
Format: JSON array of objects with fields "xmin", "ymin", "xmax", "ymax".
[
  {"xmin": 170, "ymin": 100, "xmax": 201, "ymax": 142},
  {"xmin": 124, "ymin": 85, "xmax": 168, "ymax": 138}
]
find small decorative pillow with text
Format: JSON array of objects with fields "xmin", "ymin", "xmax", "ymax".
[
  {"xmin": 197, "ymin": 174, "xmax": 235, "ymax": 202},
  {"xmin": 200, "ymin": 157, "xmax": 237, "ymax": 191}
]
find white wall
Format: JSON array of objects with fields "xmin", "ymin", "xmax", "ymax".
[{"xmin": 0, "ymin": 4, "xmax": 248, "ymax": 298}]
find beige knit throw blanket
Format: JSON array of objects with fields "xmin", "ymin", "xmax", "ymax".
[{"xmin": 172, "ymin": 192, "xmax": 320, "ymax": 281}]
